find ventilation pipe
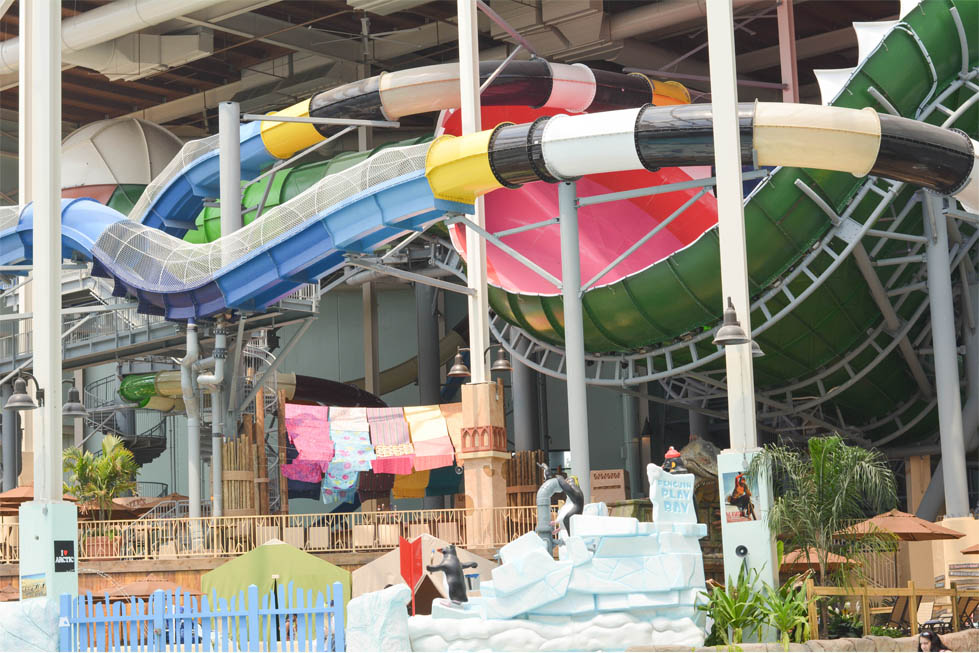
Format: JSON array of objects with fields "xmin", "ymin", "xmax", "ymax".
[
  {"xmin": 0, "ymin": 0, "xmax": 225, "ymax": 76},
  {"xmin": 180, "ymin": 320, "xmax": 202, "ymax": 529},
  {"xmin": 608, "ymin": 0, "xmax": 782, "ymax": 41},
  {"xmin": 197, "ymin": 320, "xmax": 227, "ymax": 517}
]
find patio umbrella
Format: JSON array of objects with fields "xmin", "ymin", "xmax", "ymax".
[
  {"xmin": 781, "ymin": 547, "xmax": 859, "ymax": 573},
  {"xmin": 0, "ymin": 484, "xmax": 78, "ymax": 504},
  {"xmin": 838, "ymin": 509, "xmax": 966, "ymax": 541}
]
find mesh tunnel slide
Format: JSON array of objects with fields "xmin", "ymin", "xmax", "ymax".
[{"xmin": 0, "ymin": 0, "xmax": 976, "ymax": 447}]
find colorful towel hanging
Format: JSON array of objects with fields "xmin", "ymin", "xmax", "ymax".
[
  {"xmin": 404, "ymin": 405, "xmax": 455, "ymax": 471},
  {"xmin": 280, "ymin": 460, "xmax": 323, "ymax": 484},
  {"xmin": 328, "ymin": 406, "xmax": 369, "ymax": 431},
  {"xmin": 330, "ymin": 429, "xmax": 375, "ymax": 473},
  {"xmin": 285, "ymin": 404, "xmax": 334, "ymax": 465},
  {"xmin": 439, "ymin": 403, "xmax": 465, "ymax": 454},
  {"xmin": 366, "ymin": 407, "xmax": 415, "ymax": 475},
  {"xmin": 392, "ymin": 469, "xmax": 430, "ymax": 499},
  {"xmin": 357, "ymin": 470, "xmax": 395, "ymax": 502},
  {"xmin": 426, "ymin": 465, "xmax": 463, "ymax": 497}
]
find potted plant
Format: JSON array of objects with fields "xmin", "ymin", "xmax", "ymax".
[{"xmin": 64, "ymin": 435, "xmax": 139, "ymax": 558}]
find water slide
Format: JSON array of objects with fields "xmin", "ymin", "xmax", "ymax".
[{"xmin": 0, "ymin": 0, "xmax": 976, "ymax": 447}]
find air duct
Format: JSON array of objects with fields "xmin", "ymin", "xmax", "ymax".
[{"xmin": 0, "ymin": 0, "xmax": 226, "ymax": 76}]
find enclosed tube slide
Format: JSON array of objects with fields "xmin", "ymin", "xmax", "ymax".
[{"xmin": 119, "ymin": 371, "xmax": 386, "ymax": 410}]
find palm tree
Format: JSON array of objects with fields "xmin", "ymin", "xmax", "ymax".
[
  {"xmin": 64, "ymin": 435, "xmax": 139, "ymax": 522},
  {"xmin": 748, "ymin": 435, "xmax": 898, "ymax": 636}
]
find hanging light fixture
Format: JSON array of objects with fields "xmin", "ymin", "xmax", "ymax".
[
  {"xmin": 750, "ymin": 340, "xmax": 765, "ymax": 358},
  {"xmin": 490, "ymin": 347, "xmax": 512, "ymax": 373},
  {"xmin": 62, "ymin": 383, "xmax": 88, "ymax": 418},
  {"xmin": 448, "ymin": 348, "xmax": 471, "ymax": 378},
  {"xmin": 4, "ymin": 375, "xmax": 38, "ymax": 412},
  {"xmin": 712, "ymin": 297, "xmax": 750, "ymax": 346}
]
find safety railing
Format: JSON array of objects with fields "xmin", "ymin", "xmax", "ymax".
[
  {"xmin": 0, "ymin": 506, "xmax": 541, "ymax": 563},
  {"xmin": 805, "ymin": 580, "xmax": 979, "ymax": 638}
]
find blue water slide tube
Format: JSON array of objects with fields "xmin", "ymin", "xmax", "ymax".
[{"xmin": 0, "ymin": 147, "xmax": 443, "ymax": 320}]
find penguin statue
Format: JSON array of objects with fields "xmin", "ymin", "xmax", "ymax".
[
  {"xmin": 426, "ymin": 544, "xmax": 478, "ymax": 604},
  {"xmin": 662, "ymin": 446, "xmax": 688, "ymax": 474}
]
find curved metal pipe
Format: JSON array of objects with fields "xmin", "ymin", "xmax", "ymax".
[{"xmin": 535, "ymin": 477, "xmax": 562, "ymax": 551}]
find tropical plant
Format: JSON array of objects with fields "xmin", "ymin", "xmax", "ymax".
[
  {"xmin": 748, "ymin": 435, "xmax": 898, "ymax": 635},
  {"xmin": 699, "ymin": 562, "xmax": 765, "ymax": 646},
  {"xmin": 826, "ymin": 603, "xmax": 863, "ymax": 639},
  {"xmin": 761, "ymin": 572, "xmax": 812, "ymax": 649},
  {"xmin": 870, "ymin": 625, "xmax": 904, "ymax": 638},
  {"xmin": 64, "ymin": 435, "xmax": 139, "ymax": 522}
]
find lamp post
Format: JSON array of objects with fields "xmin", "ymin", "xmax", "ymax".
[
  {"xmin": 707, "ymin": 0, "xmax": 778, "ymax": 608},
  {"xmin": 447, "ymin": 346, "xmax": 513, "ymax": 379}
]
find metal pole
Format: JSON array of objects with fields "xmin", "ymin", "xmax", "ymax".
[
  {"xmin": 1, "ymin": 384, "xmax": 14, "ymax": 491},
  {"xmin": 415, "ymin": 283, "xmax": 441, "ymax": 406},
  {"xmin": 924, "ymin": 191, "xmax": 970, "ymax": 517},
  {"xmin": 219, "ymin": 101, "xmax": 241, "ymax": 267},
  {"xmin": 512, "ymin": 358, "xmax": 540, "ymax": 451},
  {"xmin": 30, "ymin": 0, "xmax": 62, "ymax": 502},
  {"xmin": 415, "ymin": 282, "xmax": 444, "ymax": 509},
  {"xmin": 706, "ymin": 0, "xmax": 758, "ymax": 451},
  {"xmin": 458, "ymin": 0, "xmax": 490, "ymax": 383},
  {"xmin": 559, "ymin": 181, "xmax": 591, "ymax": 501},
  {"xmin": 622, "ymin": 392, "xmax": 640, "ymax": 498},
  {"xmin": 363, "ymin": 282, "xmax": 380, "ymax": 395}
]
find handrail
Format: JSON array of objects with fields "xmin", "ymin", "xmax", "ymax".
[{"xmin": 0, "ymin": 506, "xmax": 541, "ymax": 564}]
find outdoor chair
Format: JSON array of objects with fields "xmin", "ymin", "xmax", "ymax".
[
  {"xmin": 887, "ymin": 595, "xmax": 910, "ymax": 632},
  {"xmin": 917, "ymin": 600, "xmax": 940, "ymax": 632},
  {"xmin": 957, "ymin": 596, "xmax": 979, "ymax": 628}
]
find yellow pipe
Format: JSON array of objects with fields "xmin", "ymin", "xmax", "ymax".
[
  {"xmin": 259, "ymin": 98, "xmax": 325, "ymax": 160},
  {"xmin": 652, "ymin": 79, "xmax": 691, "ymax": 105},
  {"xmin": 424, "ymin": 128, "xmax": 503, "ymax": 207}
]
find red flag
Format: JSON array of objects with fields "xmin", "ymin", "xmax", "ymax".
[{"xmin": 399, "ymin": 536, "xmax": 423, "ymax": 615}]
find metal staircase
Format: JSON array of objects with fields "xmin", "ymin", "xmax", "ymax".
[{"xmin": 83, "ymin": 373, "xmax": 171, "ymax": 466}]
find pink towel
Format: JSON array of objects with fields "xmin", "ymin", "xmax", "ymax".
[
  {"xmin": 285, "ymin": 404, "xmax": 333, "ymax": 464},
  {"xmin": 280, "ymin": 461, "xmax": 323, "ymax": 483},
  {"xmin": 366, "ymin": 407, "xmax": 414, "ymax": 475}
]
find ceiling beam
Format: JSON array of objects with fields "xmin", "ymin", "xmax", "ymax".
[{"xmin": 738, "ymin": 24, "xmax": 862, "ymax": 73}]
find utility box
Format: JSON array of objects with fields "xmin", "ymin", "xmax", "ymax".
[{"xmin": 590, "ymin": 469, "xmax": 630, "ymax": 503}]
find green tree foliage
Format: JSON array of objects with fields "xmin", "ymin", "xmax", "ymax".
[
  {"xmin": 64, "ymin": 435, "xmax": 139, "ymax": 522},
  {"xmin": 748, "ymin": 435, "xmax": 898, "ymax": 587}
]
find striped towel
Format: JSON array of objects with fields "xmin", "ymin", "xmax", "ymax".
[
  {"xmin": 285, "ymin": 404, "xmax": 333, "ymax": 465},
  {"xmin": 366, "ymin": 407, "xmax": 414, "ymax": 475},
  {"xmin": 404, "ymin": 405, "xmax": 455, "ymax": 471}
]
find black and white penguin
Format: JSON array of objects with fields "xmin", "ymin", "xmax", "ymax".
[{"xmin": 426, "ymin": 545, "xmax": 478, "ymax": 604}]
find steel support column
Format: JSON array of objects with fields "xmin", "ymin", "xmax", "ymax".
[
  {"xmin": 622, "ymin": 392, "xmax": 640, "ymax": 498},
  {"xmin": 363, "ymin": 282, "xmax": 380, "ymax": 395},
  {"xmin": 559, "ymin": 181, "xmax": 591, "ymax": 500},
  {"xmin": 512, "ymin": 357, "xmax": 540, "ymax": 452},
  {"xmin": 219, "ymin": 101, "xmax": 241, "ymax": 267},
  {"xmin": 776, "ymin": 0, "xmax": 799, "ymax": 103},
  {"xmin": 925, "ymin": 191, "xmax": 969, "ymax": 517},
  {"xmin": 458, "ymin": 0, "xmax": 490, "ymax": 383}
]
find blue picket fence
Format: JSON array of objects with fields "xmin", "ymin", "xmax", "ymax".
[{"xmin": 58, "ymin": 581, "xmax": 345, "ymax": 652}]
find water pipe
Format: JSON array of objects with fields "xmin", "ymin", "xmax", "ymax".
[
  {"xmin": 197, "ymin": 319, "xmax": 227, "ymax": 518},
  {"xmin": 535, "ymin": 476, "xmax": 562, "ymax": 551},
  {"xmin": 179, "ymin": 320, "xmax": 201, "ymax": 523}
]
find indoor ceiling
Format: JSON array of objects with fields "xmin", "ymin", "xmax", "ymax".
[{"xmin": 0, "ymin": 0, "xmax": 898, "ymax": 205}]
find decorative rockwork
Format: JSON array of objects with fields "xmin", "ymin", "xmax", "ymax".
[{"xmin": 460, "ymin": 426, "xmax": 507, "ymax": 453}]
